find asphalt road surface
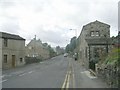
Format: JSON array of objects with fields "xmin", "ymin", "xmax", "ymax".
[{"xmin": 1, "ymin": 55, "xmax": 108, "ymax": 88}]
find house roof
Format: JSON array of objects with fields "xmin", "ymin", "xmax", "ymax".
[
  {"xmin": 84, "ymin": 20, "xmax": 110, "ymax": 27},
  {"xmin": 78, "ymin": 20, "xmax": 110, "ymax": 39},
  {"xmin": 0, "ymin": 32, "xmax": 25, "ymax": 40}
]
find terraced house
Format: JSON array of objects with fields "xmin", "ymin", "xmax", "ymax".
[
  {"xmin": 26, "ymin": 37, "xmax": 50, "ymax": 60},
  {"xmin": 0, "ymin": 32, "xmax": 25, "ymax": 69},
  {"xmin": 78, "ymin": 20, "xmax": 111, "ymax": 71}
]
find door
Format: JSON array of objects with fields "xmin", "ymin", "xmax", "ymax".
[{"xmin": 12, "ymin": 55, "xmax": 15, "ymax": 68}]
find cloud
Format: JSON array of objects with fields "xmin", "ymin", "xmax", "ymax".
[
  {"xmin": 0, "ymin": 16, "xmax": 20, "ymax": 34},
  {"xmin": 0, "ymin": 0, "xmax": 119, "ymax": 47}
]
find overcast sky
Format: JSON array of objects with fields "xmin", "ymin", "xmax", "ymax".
[{"xmin": 0, "ymin": 0, "xmax": 119, "ymax": 47}]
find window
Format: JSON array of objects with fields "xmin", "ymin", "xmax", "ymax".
[
  {"xmin": 90, "ymin": 31, "xmax": 99, "ymax": 36},
  {"xmin": 95, "ymin": 31, "xmax": 99, "ymax": 36},
  {"xmin": 4, "ymin": 39, "xmax": 8, "ymax": 47},
  {"xmin": 20, "ymin": 58, "xmax": 23, "ymax": 63},
  {"xmin": 4, "ymin": 55, "xmax": 7, "ymax": 63},
  {"xmin": 90, "ymin": 31, "xmax": 94, "ymax": 36}
]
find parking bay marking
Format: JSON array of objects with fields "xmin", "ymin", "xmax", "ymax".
[
  {"xmin": 19, "ymin": 71, "xmax": 34, "ymax": 76},
  {"xmin": 0, "ymin": 79, "xmax": 8, "ymax": 83}
]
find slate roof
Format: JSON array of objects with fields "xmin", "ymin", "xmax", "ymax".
[{"xmin": 0, "ymin": 32, "xmax": 25, "ymax": 40}]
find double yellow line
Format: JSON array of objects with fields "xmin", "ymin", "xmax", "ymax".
[
  {"xmin": 61, "ymin": 70, "xmax": 71, "ymax": 90},
  {"xmin": 61, "ymin": 60, "xmax": 75, "ymax": 89}
]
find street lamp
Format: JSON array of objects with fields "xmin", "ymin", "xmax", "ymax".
[
  {"xmin": 69, "ymin": 29, "xmax": 77, "ymax": 38},
  {"xmin": 69, "ymin": 28, "xmax": 78, "ymax": 60},
  {"xmin": 69, "ymin": 28, "xmax": 78, "ymax": 46}
]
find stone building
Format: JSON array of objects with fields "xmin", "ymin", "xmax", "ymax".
[
  {"xmin": 0, "ymin": 32, "xmax": 25, "ymax": 69},
  {"xmin": 25, "ymin": 38, "xmax": 50, "ymax": 60},
  {"xmin": 77, "ymin": 20, "xmax": 111, "ymax": 70}
]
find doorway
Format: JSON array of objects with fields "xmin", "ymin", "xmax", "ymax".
[{"xmin": 12, "ymin": 55, "xmax": 15, "ymax": 68}]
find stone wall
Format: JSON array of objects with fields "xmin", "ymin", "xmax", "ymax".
[{"xmin": 96, "ymin": 64, "xmax": 118, "ymax": 88}]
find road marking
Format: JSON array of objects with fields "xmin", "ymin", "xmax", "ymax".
[
  {"xmin": 0, "ymin": 74, "xmax": 12, "ymax": 78},
  {"xmin": 19, "ymin": 73, "xmax": 27, "ymax": 76},
  {"xmin": 72, "ymin": 65, "xmax": 75, "ymax": 88},
  {"xmin": 62, "ymin": 71, "xmax": 68, "ymax": 89},
  {"xmin": 66, "ymin": 71, "xmax": 70, "ymax": 89},
  {"xmin": 62, "ymin": 60, "xmax": 73, "ymax": 89},
  {"xmin": 19, "ymin": 70, "xmax": 35, "ymax": 76},
  {"xmin": 81, "ymin": 71, "xmax": 97, "ymax": 79},
  {"xmin": 0, "ymin": 75, "xmax": 4, "ymax": 78},
  {"xmin": 0, "ymin": 79, "xmax": 8, "ymax": 83},
  {"xmin": 28, "ymin": 71, "xmax": 34, "ymax": 74},
  {"xmin": 61, "ymin": 71, "xmax": 71, "ymax": 90}
]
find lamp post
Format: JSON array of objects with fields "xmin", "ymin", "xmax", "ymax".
[
  {"xmin": 69, "ymin": 28, "xmax": 77, "ymax": 50},
  {"xmin": 69, "ymin": 28, "xmax": 78, "ymax": 47},
  {"xmin": 69, "ymin": 29, "xmax": 77, "ymax": 38},
  {"xmin": 69, "ymin": 28, "xmax": 78, "ymax": 60}
]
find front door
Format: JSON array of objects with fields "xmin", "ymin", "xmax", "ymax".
[{"xmin": 12, "ymin": 55, "xmax": 15, "ymax": 68}]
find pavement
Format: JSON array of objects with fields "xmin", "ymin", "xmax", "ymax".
[
  {"xmin": 1, "ymin": 55, "xmax": 109, "ymax": 88},
  {"xmin": 89, "ymin": 69, "xmax": 97, "ymax": 76}
]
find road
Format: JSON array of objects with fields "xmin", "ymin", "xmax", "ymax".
[{"xmin": 1, "ymin": 55, "xmax": 109, "ymax": 88}]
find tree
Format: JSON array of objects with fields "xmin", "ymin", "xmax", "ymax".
[
  {"xmin": 56, "ymin": 46, "xmax": 64, "ymax": 55},
  {"xmin": 65, "ymin": 36, "xmax": 77, "ymax": 53},
  {"xmin": 48, "ymin": 45, "xmax": 57, "ymax": 58},
  {"xmin": 70, "ymin": 36, "xmax": 77, "ymax": 51},
  {"xmin": 65, "ymin": 44, "xmax": 70, "ymax": 53},
  {"xmin": 42, "ymin": 43, "xmax": 48, "ymax": 47}
]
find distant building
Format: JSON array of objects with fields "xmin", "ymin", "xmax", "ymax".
[
  {"xmin": 25, "ymin": 38, "xmax": 50, "ymax": 60},
  {"xmin": 55, "ymin": 46, "xmax": 65, "ymax": 55},
  {"xmin": 0, "ymin": 32, "xmax": 25, "ymax": 69},
  {"xmin": 77, "ymin": 20, "xmax": 111, "ymax": 70}
]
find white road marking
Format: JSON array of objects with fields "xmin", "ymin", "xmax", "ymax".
[
  {"xmin": 19, "ymin": 71, "xmax": 35, "ymax": 76},
  {"xmin": 11, "ymin": 71, "xmax": 24, "ymax": 75},
  {"xmin": 19, "ymin": 73, "xmax": 27, "ymax": 76},
  {"xmin": 28, "ymin": 71, "xmax": 34, "ymax": 74},
  {"xmin": 0, "ymin": 75, "xmax": 4, "ymax": 78},
  {"xmin": 0, "ymin": 79, "xmax": 8, "ymax": 83},
  {"xmin": 81, "ymin": 71, "xmax": 97, "ymax": 79},
  {"xmin": 0, "ymin": 75, "xmax": 12, "ymax": 78}
]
